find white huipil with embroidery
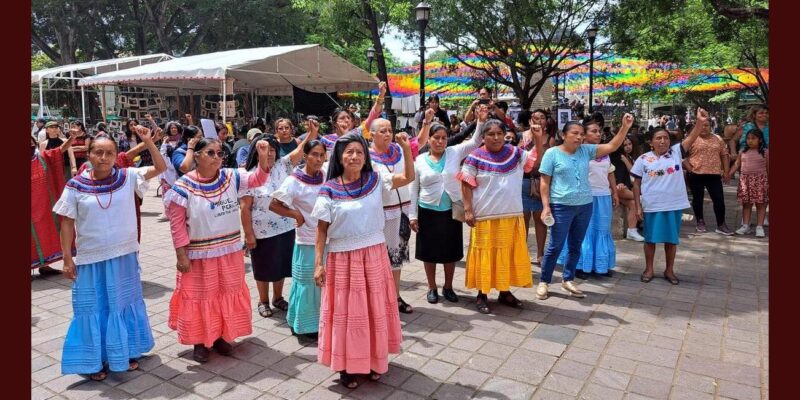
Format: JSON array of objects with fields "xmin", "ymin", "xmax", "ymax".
[
  {"xmin": 271, "ymin": 166, "xmax": 326, "ymax": 245},
  {"xmin": 311, "ymin": 171, "xmax": 394, "ymax": 253},
  {"xmin": 53, "ymin": 167, "xmax": 148, "ymax": 265},
  {"xmin": 163, "ymin": 168, "xmax": 262, "ymax": 259}
]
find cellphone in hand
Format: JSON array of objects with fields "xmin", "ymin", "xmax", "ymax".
[{"xmin": 478, "ymin": 99, "xmax": 490, "ymax": 105}]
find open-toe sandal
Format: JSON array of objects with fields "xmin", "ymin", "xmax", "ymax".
[
  {"xmin": 369, "ymin": 370, "xmax": 381, "ymax": 381},
  {"xmin": 663, "ymin": 274, "xmax": 680, "ymax": 285},
  {"xmin": 339, "ymin": 371, "xmax": 359, "ymax": 389},
  {"xmin": 640, "ymin": 273, "xmax": 654, "ymax": 283},
  {"xmin": 128, "ymin": 359, "xmax": 139, "ymax": 371},
  {"xmin": 272, "ymin": 297, "xmax": 289, "ymax": 312},
  {"xmin": 398, "ymin": 297, "xmax": 413, "ymax": 314},
  {"xmin": 258, "ymin": 302, "xmax": 273, "ymax": 318},
  {"xmin": 90, "ymin": 370, "xmax": 108, "ymax": 381},
  {"xmin": 498, "ymin": 292, "xmax": 523, "ymax": 308}
]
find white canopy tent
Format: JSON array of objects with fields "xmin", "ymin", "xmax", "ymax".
[
  {"xmin": 32, "ymin": 54, "xmax": 174, "ymax": 124},
  {"xmin": 78, "ymin": 44, "xmax": 378, "ymax": 121}
]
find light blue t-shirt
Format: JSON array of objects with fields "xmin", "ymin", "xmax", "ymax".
[
  {"xmin": 538, "ymin": 144, "xmax": 598, "ymax": 206},
  {"xmin": 418, "ymin": 153, "xmax": 452, "ymax": 212}
]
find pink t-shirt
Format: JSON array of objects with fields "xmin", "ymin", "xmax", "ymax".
[{"xmin": 740, "ymin": 149, "xmax": 768, "ymax": 175}]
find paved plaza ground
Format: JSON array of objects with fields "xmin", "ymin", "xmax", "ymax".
[{"xmin": 31, "ymin": 181, "xmax": 768, "ymax": 400}]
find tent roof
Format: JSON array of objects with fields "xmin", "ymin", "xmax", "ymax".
[
  {"xmin": 31, "ymin": 54, "xmax": 173, "ymax": 85},
  {"xmin": 77, "ymin": 45, "xmax": 378, "ymax": 95}
]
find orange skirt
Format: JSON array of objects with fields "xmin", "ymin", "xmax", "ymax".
[{"xmin": 168, "ymin": 250, "xmax": 252, "ymax": 347}]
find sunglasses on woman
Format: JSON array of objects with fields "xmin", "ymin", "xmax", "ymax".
[{"xmin": 200, "ymin": 150, "xmax": 226, "ymax": 158}]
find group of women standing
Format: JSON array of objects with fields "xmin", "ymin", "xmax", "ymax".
[{"xmin": 52, "ymin": 85, "xmax": 725, "ymax": 390}]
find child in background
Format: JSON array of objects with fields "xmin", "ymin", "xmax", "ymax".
[{"xmin": 730, "ymin": 128, "xmax": 768, "ymax": 237}]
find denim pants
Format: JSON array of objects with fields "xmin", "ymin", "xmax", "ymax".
[{"xmin": 540, "ymin": 202, "xmax": 593, "ymax": 283}]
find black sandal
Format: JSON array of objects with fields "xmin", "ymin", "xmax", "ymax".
[
  {"xmin": 497, "ymin": 292, "xmax": 523, "ymax": 308},
  {"xmin": 272, "ymin": 297, "xmax": 289, "ymax": 311},
  {"xmin": 476, "ymin": 294, "xmax": 490, "ymax": 314},
  {"xmin": 663, "ymin": 274, "xmax": 680, "ymax": 285},
  {"xmin": 128, "ymin": 359, "xmax": 139, "ymax": 371},
  {"xmin": 369, "ymin": 370, "xmax": 381, "ymax": 381},
  {"xmin": 640, "ymin": 273, "xmax": 654, "ymax": 283},
  {"xmin": 398, "ymin": 297, "xmax": 413, "ymax": 314},
  {"xmin": 339, "ymin": 371, "xmax": 359, "ymax": 389}
]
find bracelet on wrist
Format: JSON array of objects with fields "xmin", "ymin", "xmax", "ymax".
[{"xmin": 188, "ymin": 148, "xmax": 195, "ymax": 151}]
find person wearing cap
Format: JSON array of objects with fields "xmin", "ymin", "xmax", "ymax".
[
  {"xmin": 236, "ymin": 128, "xmax": 263, "ymax": 167},
  {"xmin": 40, "ymin": 121, "xmax": 78, "ymax": 180}
]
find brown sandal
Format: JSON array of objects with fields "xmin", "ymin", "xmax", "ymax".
[
  {"xmin": 90, "ymin": 370, "xmax": 108, "ymax": 381},
  {"xmin": 128, "ymin": 360, "xmax": 139, "ymax": 371}
]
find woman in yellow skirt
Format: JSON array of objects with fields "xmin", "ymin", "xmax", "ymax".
[{"xmin": 458, "ymin": 119, "xmax": 545, "ymax": 314}]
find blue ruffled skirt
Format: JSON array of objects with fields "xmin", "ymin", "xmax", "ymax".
[
  {"xmin": 61, "ymin": 252, "xmax": 154, "ymax": 374},
  {"xmin": 286, "ymin": 244, "xmax": 321, "ymax": 334},
  {"xmin": 557, "ymin": 195, "xmax": 616, "ymax": 274}
]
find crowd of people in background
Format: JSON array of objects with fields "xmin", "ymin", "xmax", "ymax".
[{"xmin": 30, "ymin": 84, "xmax": 769, "ymax": 389}]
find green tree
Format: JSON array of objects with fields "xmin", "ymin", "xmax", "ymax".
[
  {"xmin": 293, "ymin": 0, "xmax": 412, "ymax": 120},
  {"xmin": 397, "ymin": 0, "xmax": 609, "ymax": 109},
  {"xmin": 608, "ymin": 0, "xmax": 768, "ymax": 103}
]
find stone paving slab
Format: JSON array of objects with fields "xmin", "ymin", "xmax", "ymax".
[{"xmin": 31, "ymin": 181, "xmax": 768, "ymax": 399}]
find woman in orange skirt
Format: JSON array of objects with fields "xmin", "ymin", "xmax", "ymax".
[{"xmin": 164, "ymin": 138, "xmax": 272, "ymax": 363}]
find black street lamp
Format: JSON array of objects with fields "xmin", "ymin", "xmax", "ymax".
[
  {"xmin": 366, "ymin": 46, "xmax": 375, "ymax": 102},
  {"xmin": 587, "ymin": 23, "xmax": 598, "ymax": 114},
  {"xmin": 415, "ymin": 2, "xmax": 431, "ymax": 110}
]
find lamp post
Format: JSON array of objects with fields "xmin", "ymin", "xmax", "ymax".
[
  {"xmin": 366, "ymin": 46, "xmax": 375, "ymax": 102},
  {"xmin": 415, "ymin": 2, "xmax": 431, "ymax": 110},
  {"xmin": 587, "ymin": 23, "xmax": 598, "ymax": 114}
]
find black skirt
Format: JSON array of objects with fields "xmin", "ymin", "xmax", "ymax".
[
  {"xmin": 250, "ymin": 229, "xmax": 295, "ymax": 282},
  {"xmin": 415, "ymin": 206, "xmax": 464, "ymax": 264}
]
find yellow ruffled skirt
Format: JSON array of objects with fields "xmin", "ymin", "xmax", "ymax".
[{"xmin": 465, "ymin": 216, "xmax": 533, "ymax": 293}]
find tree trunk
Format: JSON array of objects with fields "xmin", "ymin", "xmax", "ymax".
[
  {"xmin": 130, "ymin": 0, "xmax": 148, "ymax": 55},
  {"xmin": 362, "ymin": 0, "xmax": 395, "ymax": 127}
]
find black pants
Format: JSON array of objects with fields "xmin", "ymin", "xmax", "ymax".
[{"xmin": 687, "ymin": 173, "xmax": 725, "ymax": 225}]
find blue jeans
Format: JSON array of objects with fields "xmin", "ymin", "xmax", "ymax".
[{"xmin": 540, "ymin": 203, "xmax": 593, "ymax": 283}]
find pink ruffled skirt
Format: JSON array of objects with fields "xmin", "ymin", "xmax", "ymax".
[
  {"xmin": 318, "ymin": 243, "xmax": 402, "ymax": 374},
  {"xmin": 168, "ymin": 250, "xmax": 252, "ymax": 347}
]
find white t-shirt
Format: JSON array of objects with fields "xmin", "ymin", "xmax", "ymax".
[
  {"xmin": 53, "ymin": 167, "xmax": 148, "ymax": 265},
  {"xmin": 630, "ymin": 143, "xmax": 690, "ymax": 213},
  {"xmin": 459, "ymin": 144, "xmax": 531, "ymax": 221},
  {"xmin": 243, "ymin": 155, "xmax": 295, "ymax": 239},
  {"xmin": 588, "ymin": 155, "xmax": 615, "ymax": 196},
  {"xmin": 271, "ymin": 167, "xmax": 325, "ymax": 245},
  {"xmin": 311, "ymin": 171, "xmax": 394, "ymax": 252}
]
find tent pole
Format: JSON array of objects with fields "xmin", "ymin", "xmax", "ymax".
[
  {"xmin": 99, "ymin": 85, "xmax": 107, "ymax": 123},
  {"xmin": 81, "ymin": 86, "xmax": 86, "ymax": 126},
  {"xmin": 176, "ymin": 88, "xmax": 181, "ymax": 121},
  {"xmin": 38, "ymin": 80, "xmax": 44, "ymax": 118},
  {"xmin": 222, "ymin": 78, "xmax": 227, "ymax": 122}
]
